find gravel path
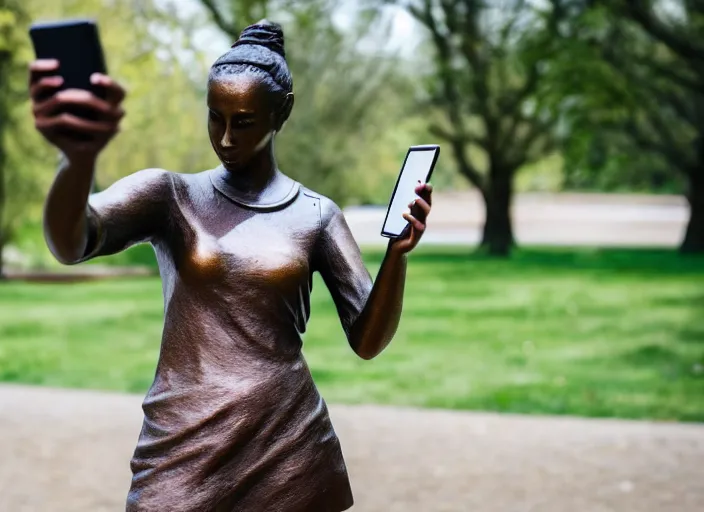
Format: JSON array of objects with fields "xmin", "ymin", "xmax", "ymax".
[
  {"xmin": 1, "ymin": 385, "xmax": 702, "ymax": 512},
  {"xmin": 344, "ymin": 191, "xmax": 688, "ymax": 248}
]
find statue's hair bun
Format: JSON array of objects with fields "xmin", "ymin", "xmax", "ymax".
[
  {"xmin": 232, "ymin": 20, "xmax": 286, "ymax": 59},
  {"xmin": 210, "ymin": 19, "xmax": 293, "ymax": 119}
]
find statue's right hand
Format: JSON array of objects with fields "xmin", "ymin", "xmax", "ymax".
[{"xmin": 29, "ymin": 59, "xmax": 126, "ymax": 162}]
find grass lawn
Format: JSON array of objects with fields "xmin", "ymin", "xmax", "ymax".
[{"xmin": 1, "ymin": 247, "xmax": 703, "ymax": 422}]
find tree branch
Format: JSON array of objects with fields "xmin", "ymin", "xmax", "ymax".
[
  {"xmin": 499, "ymin": 0, "xmax": 527, "ymax": 44},
  {"xmin": 643, "ymin": 56, "xmax": 700, "ymax": 93},
  {"xmin": 449, "ymin": 138, "xmax": 485, "ymax": 192},
  {"xmin": 600, "ymin": 36, "xmax": 699, "ymax": 128},
  {"xmin": 494, "ymin": 0, "xmax": 565, "ymax": 157},
  {"xmin": 409, "ymin": 1, "xmax": 476, "ymax": 152},
  {"xmin": 200, "ymin": 0, "xmax": 239, "ymax": 39},
  {"xmin": 508, "ymin": 118, "xmax": 554, "ymax": 169},
  {"xmin": 497, "ymin": 64, "xmax": 541, "ymax": 152},
  {"xmin": 645, "ymin": 100, "xmax": 693, "ymax": 165},
  {"xmin": 649, "ymin": 85, "xmax": 698, "ymax": 128},
  {"xmin": 624, "ymin": 118, "xmax": 692, "ymax": 175},
  {"xmin": 429, "ymin": 123, "xmax": 488, "ymax": 151},
  {"xmin": 452, "ymin": 2, "xmax": 497, "ymax": 144},
  {"xmin": 622, "ymin": 0, "xmax": 704, "ymax": 65}
]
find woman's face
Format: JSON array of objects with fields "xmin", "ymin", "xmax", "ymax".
[{"xmin": 207, "ymin": 74, "xmax": 276, "ymax": 172}]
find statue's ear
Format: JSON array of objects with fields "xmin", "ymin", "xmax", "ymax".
[{"xmin": 275, "ymin": 92, "xmax": 294, "ymax": 132}]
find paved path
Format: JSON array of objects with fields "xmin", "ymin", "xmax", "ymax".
[
  {"xmin": 345, "ymin": 192, "xmax": 689, "ymax": 247},
  {"xmin": 1, "ymin": 385, "xmax": 702, "ymax": 512},
  {"xmin": 1, "ymin": 193, "xmax": 690, "ymax": 277}
]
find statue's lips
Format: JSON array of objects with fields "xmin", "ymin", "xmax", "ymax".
[{"xmin": 218, "ymin": 152, "xmax": 239, "ymax": 164}]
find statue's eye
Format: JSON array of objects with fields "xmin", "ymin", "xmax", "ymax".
[{"xmin": 231, "ymin": 114, "xmax": 255, "ymax": 129}]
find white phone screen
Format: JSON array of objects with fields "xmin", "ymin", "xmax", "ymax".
[{"xmin": 382, "ymin": 147, "xmax": 439, "ymax": 237}]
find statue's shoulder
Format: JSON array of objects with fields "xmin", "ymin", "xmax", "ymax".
[
  {"xmin": 299, "ymin": 186, "xmax": 343, "ymax": 229},
  {"xmin": 97, "ymin": 167, "xmax": 174, "ymax": 200},
  {"xmin": 161, "ymin": 168, "xmax": 216, "ymax": 199},
  {"xmin": 124, "ymin": 167, "xmax": 173, "ymax": 186}
]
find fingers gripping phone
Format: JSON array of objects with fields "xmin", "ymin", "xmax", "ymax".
[
  {"xmin": 29, "ymin": 19, "xmax": 107, "ymax": 116},
  {"xmin": 381, "ymin": 145, "xmax": 440, "ymax": 238}
]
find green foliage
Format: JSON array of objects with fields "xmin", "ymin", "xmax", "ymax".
[
  {"xmin": 373, "ymin": 0, "xmax": 580, "ymax": 255},
  {"xmin": 195, "ymin": 0, "xmax": 420, "ymax": 206},
  {"xmin": 3, "ymin": 0, "xmax": 451, "ymax": 270},
  {"xmin": 551, "ymin": 1, "xmax": 701, "ymax": 192},
  {"xmin": 0, "ymin": 0, "xmax": 55, "ymax": 276},
  {"xmin": 394, "ymin": 0, "xmax": 562, "ymax": 176},
  {"xmin": 547, "ymin": 0, "xmax": 704, "ymax": 251},
  {"xmin": 1, "ymin": 248, "xmax": 703, "ymax": 421},
  {"xmin": 33, "ymin": 0, "xmax": 219, "ymax": 185},
  {"xmin": 0, "ymin": 0, "xmax": 217, "ymax": 270},
  {"xmin": 8, "ymin": 0, "xmax": 704, "ymax": 269}
]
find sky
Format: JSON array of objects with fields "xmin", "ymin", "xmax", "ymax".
[
  {"xmin": 331, "ymin": 0, "xmax": 421, "ymax": 57},
  {"xmin": 154, "ymin": 0, "xmax": 423, "ymax": 63}
]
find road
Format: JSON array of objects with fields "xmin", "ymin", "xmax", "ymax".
[
  {"xmin": 1, "ymin": 385, "xmax": 702, "ymax": 512},
  {"xmin": 1, "ymin": 192, "xmax": 689, "ymax": 274},
  {"xmin": 344, "ymin": 191, "xmax": 689, "ymax": 247}
]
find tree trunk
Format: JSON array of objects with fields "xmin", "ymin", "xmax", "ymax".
[
  {"xmin": 0, "ymin": 237, "xmax": 5, "ymax": 280},
  {"xmin": 0, "ymin": 107, "xmax": 5, "ymax": 281},
  {"xmin": 0, "ymin": 167, "xmax": 6, "ymax": 279},
  {"xmin": 0, "ymin": 103, "xmax": 6, "ymax": 281},
  {"xmin": 0, "ymin": 50, "xmax": 8, "ymax": 280},
  {"xmin": 480, "ymin": 165, "xmax": 515, "ymax": 257},
  {"xmin": 680, "ymin": 170, "xmax": 704, "ymax": 254}
]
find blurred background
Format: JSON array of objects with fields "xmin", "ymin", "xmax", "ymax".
[{"xmin": 0, "ymin": 0, "xmax": 703, "ymax": 511}]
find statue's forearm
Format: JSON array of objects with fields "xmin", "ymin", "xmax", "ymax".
[
  {"xmin": 348, "ymin": 246, "xmax": 407, "ymax": 360},
  {"xmin": 44, "ymin": 154, "xmax": 96, "ymax": 264}
]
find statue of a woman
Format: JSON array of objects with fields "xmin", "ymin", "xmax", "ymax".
[{"xmin": 29, "ymin": 20, "xmax": 432, "ymax": 512}]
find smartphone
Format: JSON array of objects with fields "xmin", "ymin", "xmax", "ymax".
[
  {"xmin": 381, "ymin": 145, "xmax": 440, "ymax": 238},
  {"xmin": 29, "ymin": 19, "xmax": 107, "ymax": 104}
]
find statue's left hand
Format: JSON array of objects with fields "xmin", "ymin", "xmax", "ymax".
[{"xmin": 389, "ymin": 182, "xmax": 432, "ymax": 254}]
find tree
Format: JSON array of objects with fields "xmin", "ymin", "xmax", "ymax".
[
  {"xmin": 380, "ymin": 0, "xmax": 567, "ymax": 256},
  {"xmin": 603, "ymin": 1, "xmax": 704, "ymax": 253},
  {"xmin": 0, "ymin": 1, "xmax": 16, "ymax": 277},
  {"xmin": 0, "ymin": 0, "xmax": 48, "ymax": 277},
  {"xmin": 3, "ymin": 0, "xmax": 417, "ymax": 273},
  {"xmin": 558, "ymin": 0, "xmax": 704, "ymax": 252},
  {"xmin": 194, "ymin": 0, "xmax": 404, "ymax": 206},
  {"xmin": 0, "ymin": 0, "xmax": 226, "ymax": 272},
  {"xmin": 32, "ymin": 0, "xmax": 220, "ymax": 188}
]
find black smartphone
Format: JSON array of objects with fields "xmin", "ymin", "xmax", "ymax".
[
  {"xmin": 29, "ymin": 19, "xmax": 107, "ymax": 105},
  {"xmin": 381, "ymin": 145, "xmax": 440, "ymax": 238}
]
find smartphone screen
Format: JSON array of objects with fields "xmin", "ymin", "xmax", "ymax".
[{"xmin": 381, "ymin": 145, "xmax": 440, "ymax": 238}]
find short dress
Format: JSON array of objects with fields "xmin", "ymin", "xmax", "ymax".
[{"xmin": 79, "ymin": 167, "xmax": 373, "ymax": 512}]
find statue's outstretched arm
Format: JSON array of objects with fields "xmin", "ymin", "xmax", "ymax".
[{"xmin": 314, "ymin": 183, "xmax": 432, "ymax": 359}]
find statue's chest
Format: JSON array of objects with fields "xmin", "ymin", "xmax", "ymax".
[{"xmin": 173, "ymin": 202, "xmax": 318, "ymax": 294}]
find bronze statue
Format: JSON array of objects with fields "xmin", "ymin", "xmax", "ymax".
[{"xmin": 29, "ymin": 20, "xmax": 432, "ymax": 512}]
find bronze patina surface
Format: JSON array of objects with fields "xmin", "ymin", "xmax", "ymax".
[{"xmin": 30, "ymin": 20, "xmax": 432, "ymax": 512}]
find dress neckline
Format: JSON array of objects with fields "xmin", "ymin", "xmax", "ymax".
[{"xmin": 209, "ymin": 167, "xmax": 300, "ymax": 212}]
